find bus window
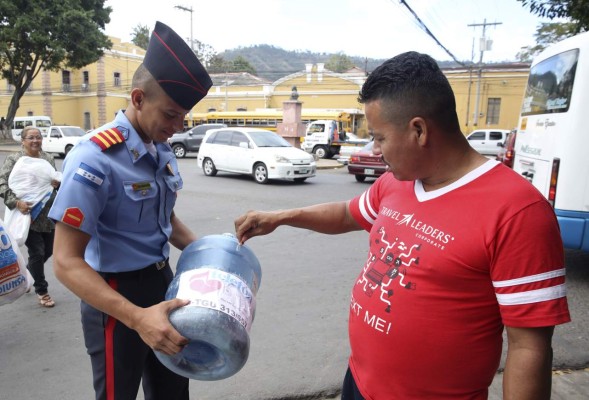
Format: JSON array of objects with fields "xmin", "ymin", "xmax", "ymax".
[{"xmin": 521, "ymin": 49, "xmax": 578, "ymax": 116}]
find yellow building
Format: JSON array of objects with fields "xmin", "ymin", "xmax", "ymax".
[
  {"xmin": 1, "ymin": 37, "xmax": 144, "ymax": 131},
  {"xmin": 1, "ymin": 38, "xmax": 530, "ymax": 136}
]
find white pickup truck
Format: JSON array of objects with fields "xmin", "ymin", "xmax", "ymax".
[
  {"xmin": 42, "ymin": 125, "xmax": 86, "ymax": 157},
  {"xmin": 301, "ymin": 120, "xmax": 369, "ymax": 159}
]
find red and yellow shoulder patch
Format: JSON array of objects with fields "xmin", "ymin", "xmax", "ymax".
[
  {"xmin": 61, "ymin": 207, "xmax": 84, "ymax": 229},
  {"xmin": 90, "ymin": 127, "xmax": 125, "ymax": 151}
]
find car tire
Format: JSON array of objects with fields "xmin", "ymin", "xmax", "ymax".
[
  {"xmin": 253, "ymin": 163, "xmax": 269, "ymax": 184},
  {"xmin": 64, "ymin": 144, "xmax": 74, "ymax": 157},
  {"xmin": 173, "ymin": 144, "xmax": 187, "ymax": 158},
  {"xmin": 313, "ymin": 146, "xmax": 328, "ymax": 159},
  {"xmin": 355, "ymin": 175, "xmax": 366, "ymax": 182},
  {"xmin": 203, "ymin": 158, "xmax": 217, "ymax": 176}
]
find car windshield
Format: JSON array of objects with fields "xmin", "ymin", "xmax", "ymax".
[
  {"xmin": 61, "ymin": 127, "xmax": 86, "ymax": 137},
  {"xmin": 249, "ymin": 130, "xmax": 291, "ymax": 147}
]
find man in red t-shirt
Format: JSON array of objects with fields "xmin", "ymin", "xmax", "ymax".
[{"xmin": 234, "ymin": 52, "xmax": 570, "ymax": 399}]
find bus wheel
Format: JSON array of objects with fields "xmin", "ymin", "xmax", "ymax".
[{"xmin": 313, "ymin": 146, "xmax": 328, "ymax": 159}]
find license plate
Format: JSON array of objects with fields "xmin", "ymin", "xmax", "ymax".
[
  {"xmin": 365, "ymin": 168, "xmax": 375, "ymax": 175},
  {"xmin": 299, "ymin": 169, "xmax": 308, "ymax": 174}
]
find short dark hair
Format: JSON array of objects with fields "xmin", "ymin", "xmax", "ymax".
[
  {"xmin": 358, "ymin": 51, "xmax": 459, "ymax": 131},
  {"xmin": 132, "ymin": 63, "xmax": 162, "ymax": 99}
]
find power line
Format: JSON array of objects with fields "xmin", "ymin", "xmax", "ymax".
[{"xmin": 396, "ymin": 0, "xmax": 467, "ymax": 67}]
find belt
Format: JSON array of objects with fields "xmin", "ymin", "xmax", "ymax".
[{"xmin": 100, "ymin": 259, "xmax": 169, "ymax": 280}]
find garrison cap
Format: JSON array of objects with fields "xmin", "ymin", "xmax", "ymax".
[{"xmin": 143, "ymin": 21, "xmax": 212, "ymax": 110}]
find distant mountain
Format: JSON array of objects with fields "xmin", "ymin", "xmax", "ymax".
[{"xmin": 219, "ymin": 45, "xmax": 465, "ymax": 81}]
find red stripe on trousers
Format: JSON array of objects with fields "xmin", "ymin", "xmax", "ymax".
[{"xmin": 105, "ymin": 278, "xmax": 118, "ymax": 400}]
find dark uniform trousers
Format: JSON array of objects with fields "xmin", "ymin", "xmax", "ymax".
[{"xmin": 81, "ymin": 261, "xmax": 189, "ymax": 400}]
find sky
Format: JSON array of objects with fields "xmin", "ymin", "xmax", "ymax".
[{"xmin": 103, "ymin": 0, "xmax": 560, "ymax": 63}]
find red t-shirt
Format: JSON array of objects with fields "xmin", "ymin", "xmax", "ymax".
[{"xmin": 348, "ymin": 161, "xmax": 571, "ymax": 399}]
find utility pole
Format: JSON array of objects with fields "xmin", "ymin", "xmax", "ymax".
[
  {"xmin": 174, "ymin": 5, "xmax": 194, "ymax": 52},
  {"xmin": 468, "ymin": 19, "xmax": 502, "ymax": 126},
  {"xmin": 174, "ymin": 4, "xmax": 195, "ymax": 126}
]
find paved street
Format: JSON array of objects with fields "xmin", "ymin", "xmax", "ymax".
[{"xmin": 0, "ymin": 150, "xmax": 587, "ymax": 399}]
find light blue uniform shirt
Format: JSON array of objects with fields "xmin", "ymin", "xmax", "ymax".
[{"xmin": 48, "ymin": 112, "xmax": 183, "ymax": 273}]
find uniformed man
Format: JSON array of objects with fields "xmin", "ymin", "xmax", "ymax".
[{"xmin": 49, "ymin": 21, "xmax": 212, "ymax": 400}]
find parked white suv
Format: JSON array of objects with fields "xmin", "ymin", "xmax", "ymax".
[
  {"xmin": 465, "ymin": 129, "xmax": 511, "ymax": 156},
  {"xmin": 42, "ymin": 126, "xmax": 86, "ymax": 157}
]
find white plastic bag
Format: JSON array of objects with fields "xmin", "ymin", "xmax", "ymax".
[
  {"xmin": 0, "ymin": 220, "xmax": 33, "ymax": 306},
  {"xmin": 3, "ymin": 207, "xmax": 31, "ymax": 246},
  {"xmin": 8, "ymin": 156, "xmax": 60, "ymax": 214},
  {"xmin": 3, "ymin": 156, "xmax": 59, "ymax": 245}
]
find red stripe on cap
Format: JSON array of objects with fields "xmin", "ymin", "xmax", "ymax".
[
  {"xmin": 105, "ymin": 277, "xmax": 118, "ymax": 400},
  {"xmin": 153, "ymin": 30, "xmax": 208, "ymax": 94}
]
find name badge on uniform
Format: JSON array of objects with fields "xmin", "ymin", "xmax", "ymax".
[{"xmin": 132, "ymin": 181, "xmax": 152, "ymax": 191}]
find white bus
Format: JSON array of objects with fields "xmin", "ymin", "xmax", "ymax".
[
  {"xmin": 513, "ymin": 31, "xmax": 589, "ymax": 252},
  {"xmin": 10, "ymin": 115, "xmax": 52, "ymax": 141}
]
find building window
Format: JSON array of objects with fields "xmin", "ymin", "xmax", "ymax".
[
  {"xmin": 114, "ymin": 72, "xmax": 121, "ymax": 87},
  {"xmin": 62, "ymin": 70, "xmax": 71, "ymax": 92},
  {"xmin": 82, "ymin": 71, "xmax": 90, "ymax": 91},
  {"xmin": 486, "ymin": 98, "xmax": 501, "ymax": 125}
]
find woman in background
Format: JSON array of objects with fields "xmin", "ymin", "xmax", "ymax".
[{"xmin": 0, "ymin": 126, "xmax": 60, "ymax": 307}]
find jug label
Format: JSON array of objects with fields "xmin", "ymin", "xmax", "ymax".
[{"xmin": 176, "ymin": 267, "xmax": 256, "ymax": 332}]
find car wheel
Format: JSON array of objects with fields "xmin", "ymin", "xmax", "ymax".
[
  {"xmin": 203, "ymin": 158, "xmax": 217, "ymax": 176},
  {"xmin": 64, "ymin": 144, "xmax": 74, "ymax": 157},
  {"xmin": 313, "ymin": 146, "xmax": 328, "ymax": 159},
  {"xmin": 294, "ymin": 177, "xmax": 307, "ymax": 183},
  {"xmin": 355, "ymin": 174, "xmax": 366, "ymax": 182},
  {"xmin": 253, "ymin": 163, "xmax": 269, "ymax": 184},
  {"xmin": 173, "ymin": 144, "xmax": 186, "ymax": 158}
]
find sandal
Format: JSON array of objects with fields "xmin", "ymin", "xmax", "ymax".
[{"xmin": 38, "ymin": 293, "xmax": 55, "ymax": 308}]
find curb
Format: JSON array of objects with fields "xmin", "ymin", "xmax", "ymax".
[{"xmin": 317, "ymin": 160, "xmax": 345, "ymax": 170}]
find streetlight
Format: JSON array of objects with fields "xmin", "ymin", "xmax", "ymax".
[
  {"xmin": 174, "ymin": 5, "xmax": 194, "ymax": 52},
  {"xmin": 174, "ymin": 5, "xmax": 194, "ymax": 126}
]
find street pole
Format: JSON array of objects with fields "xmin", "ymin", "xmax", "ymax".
[
  {"xmin": 174, "ymin": 5, "xmax": 195, "ymax": 126},
  {"xmin": 468, "ymin": 19, "xmax": 502, "ymax": 126}
]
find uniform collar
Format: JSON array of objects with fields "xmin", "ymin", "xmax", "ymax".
[{"xmin": 114, "ymin": 111, "xmax": 174, "ymax": 166}]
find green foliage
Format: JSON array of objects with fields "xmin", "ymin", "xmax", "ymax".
[
  {"xmin": 325, "ymin": 53, "xmax": 355, "ymax": 73},
  {"xmin": 207, "ymin": 54, "xmax": 229, "ymax": 73},
  {"xmin": 131, "ymin": 24, "xmax": 150, "ymax": 50},
  {"xmin": 0, "ymin": 0, "xmax": 112, "ymax": 136},
  {"xmin": 517, "ymin": 0, "xmax": 589, "ymax": 32},
  {"xmin": 231, "ymin": 56, "xmax": 256, "ymax": 74},
  {"xmin": 516, "ymin": 22, "xmax": 578, "ymax": 61},
  {"xmin": 206, "ymin": 54, "xmax": 256, "ymax": 75}
]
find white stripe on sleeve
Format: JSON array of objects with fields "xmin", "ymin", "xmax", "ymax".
[
  {"xmin": 492, "ymin": 268, "xmax": 566, "ymax": 288},
  {"xmin": 496, "ymin": 284, "xmax": 567, "ymax": 306},
  {"xmin": 358, "ymin": 188, "xmax": 377, "ymax": 225}
]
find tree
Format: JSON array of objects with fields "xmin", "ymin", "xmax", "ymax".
[
  {"xmin": 190, "ymin": 39, "xmax": 217, "ymax": 67},
  {"xmin": 230, "ymin": 56, "xmax": 256, "ymax": 75},
  {"xmin": 131, "ymin": 24, "xmax": 150, "ymax": 50},
  {"xmin": 207, "ymin": 54, "xmax": 230, "ymax": 74},
  {"xmin": 517, "ymin": 0, "xmax": 589, "ymax": 32},
  {"xmin": 0, "ymin": 0, "xmax": 112, "ymax": 138},
  {"xmin": 516, "ymin": 22, "xmax": 578, "ymax": 61},
  {"xmin": 326, "ymin": 53, "xmax": 355, "ymax": 73}
]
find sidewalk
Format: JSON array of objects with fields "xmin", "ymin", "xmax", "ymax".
[{"xmin": 316, "ymin": 158, "xmax": 345, "ymax": 170}]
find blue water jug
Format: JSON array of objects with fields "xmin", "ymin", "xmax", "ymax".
[{"xmin": 156, "ymin": 234, "xmax": 262, "ymax": 380}]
